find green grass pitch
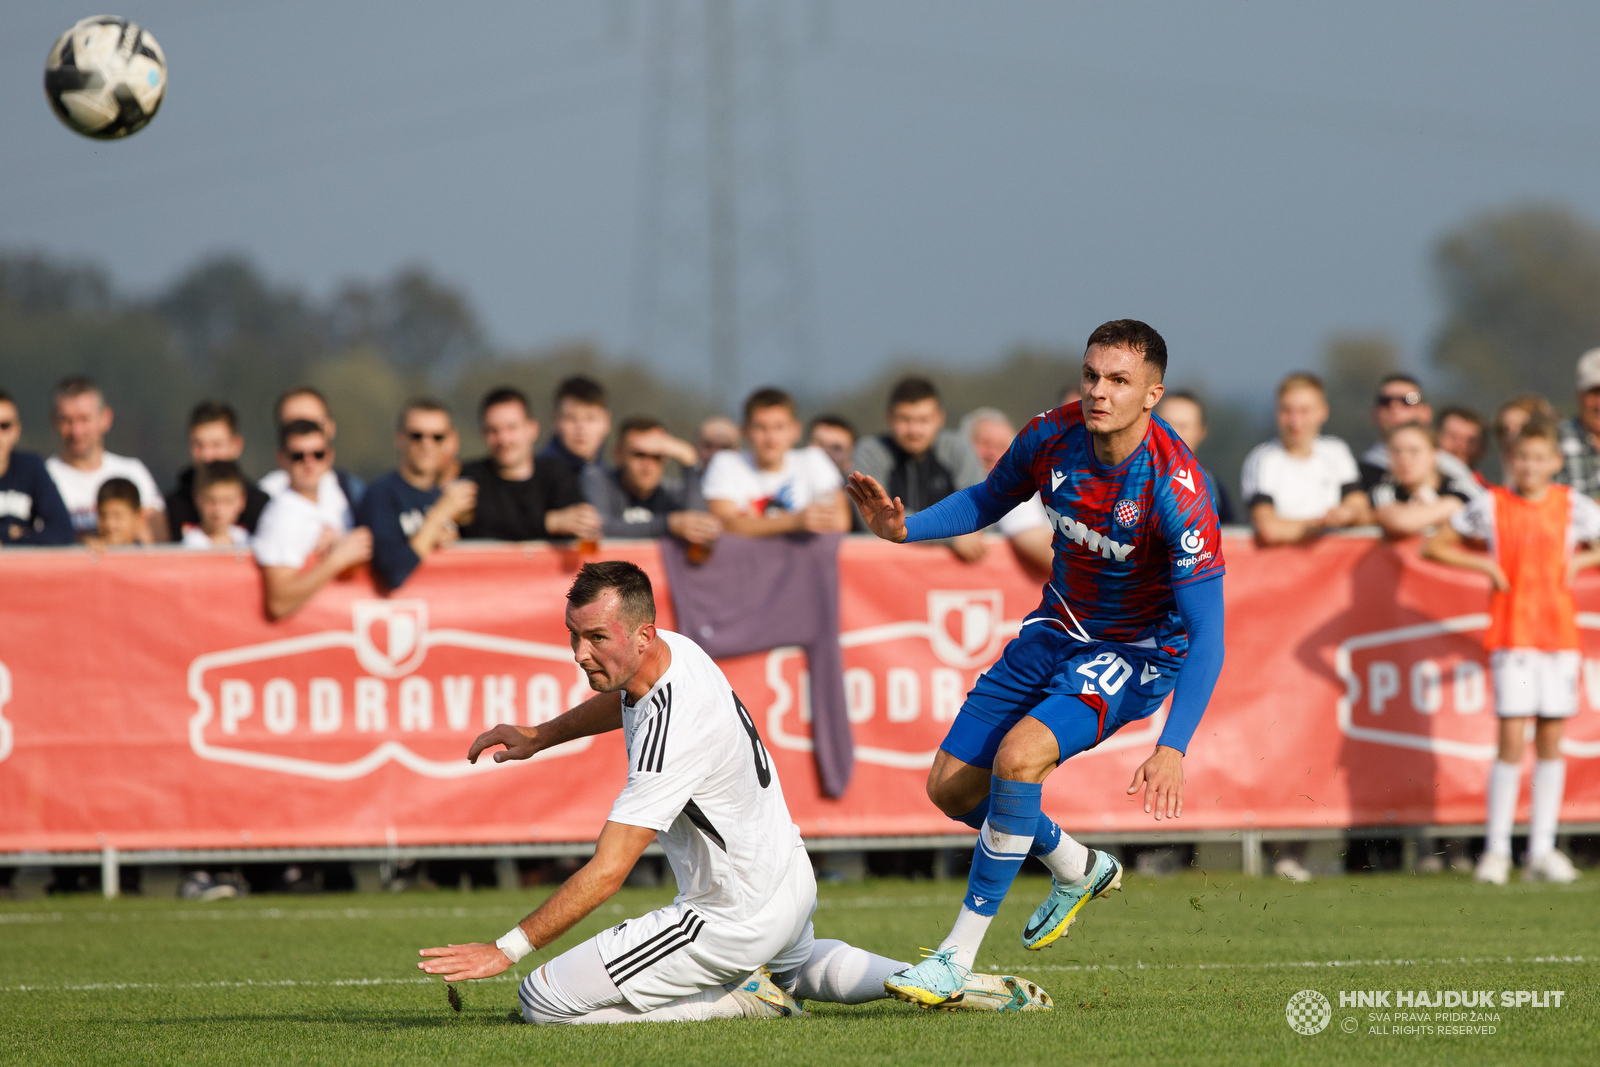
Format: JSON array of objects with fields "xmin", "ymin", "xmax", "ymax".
[{"xmin": 1, "ymin": 871, "xmax": 1594, "ymax": 1066}]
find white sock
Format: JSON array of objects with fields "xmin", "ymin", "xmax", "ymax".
[
  {"xmin": 789, "ymin": 939, "xmax": 906, "ymax": 1004},
  {"xmin": 1528, "ymin": 758, "xmax": 1566, "ymax": 861},
  {"xmin": 1485, "ymin": 759, "xmax": 1521, "ymax": 857},
  {"xmin": 937, "ymin": 906, "xmax": 993, "ymax": 971},
  {"xmin": 1036, "ymin": 834, "xmax": 1090, "ymax": 883}
]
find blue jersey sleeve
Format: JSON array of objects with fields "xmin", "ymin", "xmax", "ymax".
[
  {"xmin": 356, "ymin": 480, "xmax": 423, "ymax": 590},
  {"xmin": 903, "ymin": 420, "xmax": 1046, "ymax": 542},
  {"xmin": 1158, "ymin": 575, "xmax": 1225, "ymax": 753},
  {"xmin": 1152, "ymin": 449, "xmax": 1225, "ymax": 587}
]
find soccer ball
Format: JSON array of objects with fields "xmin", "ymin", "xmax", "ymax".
[{"xmin": 44, "ymin": 16, "xmax": 167, "ymax": 140}]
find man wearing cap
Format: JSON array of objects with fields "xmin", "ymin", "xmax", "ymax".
[
  {"xmin": 1359, "ymin": 373, "xmax": 1479, "ymax": 497},
  {"xmin": 1556, "ymin": 348, "xmax": 1600, "ymax": 500}
]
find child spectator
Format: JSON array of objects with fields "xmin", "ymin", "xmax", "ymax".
[
  {"xmin": 1425, "ymin": 417, "xmax": 1598, "ymax": 885},
  {"xmin": 537, "ymin": 376, "xmax": 612, "ymax": 478},
  {"xmin": 1494, "ymin": 394, "xmax": 1556, "ymax": 457},
  {"xmin": 92, "ymin": 477, "xmax": 147, "ymax": 547},
  {"xmin": 703, "ymin": 388, "xmax": 851, "ymax": 536},
  {"xmin": 852, "ymin": 377, "xmax": 987, "ymax": 560},
  {"xmin": 459, "ymin": 387, "xmax": 600, "ymax": 542},
  {"xmin": 584, "ymin": 416, "xmax": 721, "ymax": 544},
  {"xmin": 1242, "ymin": 372, "xmax": 1370, "ymax": 545},
  {"xmin": 1153, "ymin": 391, "xmax": 1237, "ymax": 524},
  {"xmin": 1436, "ymin": 406, "xmax": 1488, "ymax": 487},
  {"xmin": 1369, "ymin": 423, "xmax": 1479, "ymax": 540},
  {"xmin": 959, "ymin": 406, "xmax": 1052, "ymax": 573},
  {"xmin": 46, "ymin": 376, "xmax": 166, "ymax": 539},
  {"xmin": 253, "ymin": 420, "xmax": 372, "ymax": 620},
  {"xmin": 357, "ymin": 399, "xmax": 478, "ymax": 590},
  {"xmin": 182, "ymin": 461, "xmax": 252, "ymax": 548},
  {"xmin": 0, "ymin": 387, "xmax": 72, "ymax": 545},
  {"xmin": 165, "ymin": 401, "xmax": 270, "ymax": 539}
]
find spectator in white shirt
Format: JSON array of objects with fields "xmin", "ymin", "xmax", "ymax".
[
  {"xmin": 45, "ymin": 375, "xmax": 166, "ymax": 540},
  {"xmin": 253, "ymin": 420, "xmax": 372, "ymax": 620},
  {"xmin": 702, "ymin": 388, "xmax": 851, "ymax": 537},
  {"xmin": 260, "ymin": 386, "xmax": 366, "ymax": 513},
  {"xmin": 959, "ymin": 406, "xmax": 1053, "ymax": 573},
  {"xmin": 1242, "ymin": 372, "xmax": 1371, "ymax": 545},
  {"xmin": 181, "ymin": 461, "xmax": 253, "ymax": 548}
]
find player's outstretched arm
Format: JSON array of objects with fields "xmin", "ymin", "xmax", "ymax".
[
  {"xmin": 845, "ymin": 472, "xmax": 907, "ymax": 542},
  {"xmin": 418, "ymin": 821, "xmax": 656, "ymax": 982},
  {"xmin": 467, "ymin": 690, "xmax": 624, "ymax": 763}
]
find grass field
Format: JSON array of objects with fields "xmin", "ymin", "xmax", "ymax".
[{"xmin": 1, "ymin": 870, "xmax": 1593, "ymax": 1066}]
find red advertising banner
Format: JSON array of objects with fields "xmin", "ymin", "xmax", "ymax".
[{"xmin": 3, "ymin": 534, "xmax": 1599, "ymax": 854}]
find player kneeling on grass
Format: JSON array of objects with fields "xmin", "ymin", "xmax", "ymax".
[
  {"xmin": 1424, "ymin": 416, "xmax": 1598, "ymax": 885},
  {"xmin": 419, "ymin": 561, "xmax": 1050, "ymax": 1021}
]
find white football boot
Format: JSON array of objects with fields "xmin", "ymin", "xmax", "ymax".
[{"xmin": 1473, "ymin": 850, "xmax": 1511, "ymax": 885}]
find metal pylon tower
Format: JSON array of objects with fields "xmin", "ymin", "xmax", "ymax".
[{"xmin": 628, "ymin": 0, "xmax": 815, "ymax": 407}]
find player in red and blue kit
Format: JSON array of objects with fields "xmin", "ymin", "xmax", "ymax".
[{"xmin": 846, "ymin": 320, "xmax": 1226, "ymax": 1008}]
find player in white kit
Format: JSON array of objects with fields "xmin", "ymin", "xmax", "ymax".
[{"xmin": 418, "ymin": 561, "xmax": 1050, "ymax": 1022}]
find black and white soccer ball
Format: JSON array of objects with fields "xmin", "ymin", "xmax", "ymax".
[{"xmin": 44, "ymin": 16, "xmax": 167, "ymax": 140}]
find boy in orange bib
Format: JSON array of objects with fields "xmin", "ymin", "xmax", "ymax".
[{"xmin": 1426, "ymin": 417, "xmax": 1600, "ymax": 884}]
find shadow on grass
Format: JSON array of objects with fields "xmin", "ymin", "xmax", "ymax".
[{"xmin": 130, "ymin": 1009, "xmax": 523, "ymax": 1030}]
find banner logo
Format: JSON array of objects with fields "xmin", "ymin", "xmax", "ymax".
[
  {"xmin": 352, "ymin": 600, "xmax": 429, "ymax": 678},
  {"xmin": 927, "ymin": 590, "xmax": 1007, "ymax": 669}
]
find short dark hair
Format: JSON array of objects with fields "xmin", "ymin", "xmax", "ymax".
[
  {"xmin": 0, "ymin": 387, "xmax": 14, "ymax": 409},
  {"xmin": 274, "ymin": 386, "xmax": 327, "ymax": 426},
  {"xmin": 1438, "ymin": 405, "xmax": 1484, "ymax": 432},
  {"xmin": 1516, "ymin": 415, "xmax": 1560, "ymax": 449},
  {"xmin": 189, "ymin": 400, "xmax": 239, "ymax": 435},
  {"xmin": 396, "ymin": 397, "xmax": 452, "ymax": 433},
  {"xmin": 1378, "ymin": 372, "xmax": 1423, "ymax": 392},
  {"xmin": 278, "ymin": 418, "xmax": 326, "ymax": 451},
  {"xmin": 619, "ymin": 415, "xmax": 665, "ymax": 438},
  {"xmin": 566, "ymin": 560, "xmax": 656, "ymax": 628},
  {"xmin": 743, "ymin": 387, "xmax": 796, "ymax": 423},
  {"xmin": 553, "ymin": 375, "xmax": 608, "ymax": 411},
  {"xmin": 1085, "ymin": 319, "xmax": 1167, "ymax": 380},
  {"xmin": 1163, "ymin": 389, "xmax": 1204, "ymax": 414},
  {"xmin": 809, "ymin": 413, "xmax": 856, "ymax": 441},
  {"xmin": 887, "ymin": 376, "xmax": 940, "ymax": 409},
  {"xmin": 479, "ymin": 385, "xmax": 532, "ymax": 419},
  {"xmin": 54, "ymin": 375, "xmax": 102, "ymax": 408},
  {"xmin": 96, "ymin": 476, "xmax": 140, "ymax": 510},
  {"xmin": 194, "ymin": 460, "xmax": 246, "ymax": 495}
]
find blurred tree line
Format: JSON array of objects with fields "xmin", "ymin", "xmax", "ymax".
[{"xmin": 3, "ymin": 201, "xmax": 1597, "ymax": 506}]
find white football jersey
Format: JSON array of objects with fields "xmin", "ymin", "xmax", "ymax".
[{"xmin": 606, "ymin": 629, "xmax": 803, "ymax": 923}]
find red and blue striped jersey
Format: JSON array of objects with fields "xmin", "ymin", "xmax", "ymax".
[{"xmin": 987, "ymin": 401, "xmax": 1225, "ymax": 651}]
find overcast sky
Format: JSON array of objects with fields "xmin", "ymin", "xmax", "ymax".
[{"xmin": 5, "ymin": 1, "xmax": 1600, "ymax": 405}]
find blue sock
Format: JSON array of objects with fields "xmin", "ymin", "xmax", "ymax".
[
  {"xmin": 950, "ymin": 794, "xmax": 990, "ymax": 830},
  {"xmin": 962, "ymin": 777, "xmax": 1042, "ymax": 916},
  {"xmin": 1030, "ymin": 814, "xmax": 1062, "ymax": 857}
]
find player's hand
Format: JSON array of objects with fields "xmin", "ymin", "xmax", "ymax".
[
  {"xmin": 468, "ymin": 723, "xmax": 542, "ymax": 763},
  {"xmin": 418, "ymin": 942, "xmax": 514, "ymax": 983},
  {"xmin": 845, "ymin": 472, "xmax": 906, "ymax": 543},
  {"xmin": 1127, "ymin": 745, "xmax": 1184, "ymax": 821}
]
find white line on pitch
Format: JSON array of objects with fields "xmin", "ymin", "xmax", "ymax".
[
  {"xmin": 1012, "ymin": 954, "xmax": 1588, "ymax": 974},
  {"xmin": 0, "ymin": 974, "xmax": 522, "ymax": 993}
]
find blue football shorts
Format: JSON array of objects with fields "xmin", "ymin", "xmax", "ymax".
[{"xmin": 939, "ymin": 621, "xmax": 1184, "ymax": 768}]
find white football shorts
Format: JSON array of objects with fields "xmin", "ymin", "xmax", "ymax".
[
  {"xmin": 1489, "ymin": 648, "xmax": 1580, "ymax": 718},
  {"xmin": 519, "ymin": 844, "xmax": 817, "ymax": 1022}
]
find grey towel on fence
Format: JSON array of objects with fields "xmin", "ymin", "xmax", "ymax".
[{"xmin": 659, "ymin": 532, "xmax": 853, "ymax": 798}]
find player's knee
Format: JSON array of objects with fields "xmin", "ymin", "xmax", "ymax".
[
  {"xmin": 517, "ymin": 973, "xmax": 574, "ymax": 1026},
  {"xmin": 993, "ymin": 740, "xmax": 1051, "ymax": 782}
]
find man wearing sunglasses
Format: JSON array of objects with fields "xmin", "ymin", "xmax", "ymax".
[
  {"xmin": 583, "ymin": 416, "xmax": 721, "ymax": 544},
  {"xmin": 0, "ymin": 388, "xmax": 73, "ymax": 545},
  {"xmin": 1359, "ymin": 373, "xmax": 1477, "ymax": 496},
  {"xmin": 253, "ymin": 420, "xmax": 374, "ymax": 620},
  {"xmin": 357, "ymin": 399, "xmax": 479, "ymax": 591}
]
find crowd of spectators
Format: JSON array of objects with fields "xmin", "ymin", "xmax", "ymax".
[{"xmin": 8, "ymin": 346, "xmax": 1600, "ymax": 625}]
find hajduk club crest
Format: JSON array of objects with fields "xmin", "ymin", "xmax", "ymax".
[{"xmin": 1114, "ymin": 500, "xmax": 1141, "ymax": 528}]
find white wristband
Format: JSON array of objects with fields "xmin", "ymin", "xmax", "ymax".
[{"xmin": 496, "ymin": 925, "xmax": 534, "ymax": 963}]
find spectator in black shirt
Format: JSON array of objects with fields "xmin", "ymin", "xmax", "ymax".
[
  {"xmin": 584, "ymin": 416, "xmax": 721, "ymax": 544},
  {"xmin": 536, "ymin": 375, "xmax": 612, "ymax": 478},
  {"xmin": 460, "ymin": 387, "xmax": 601, "ymax": 542},
  {"xmin": 357, "ymin": 399, "xmax": 478, "ymax": 590},
  {"xmin": 165, "ymin": 400, "xmax": 271, "ymax": 541},
  {"xmin": 1154, "ymin": 391, "xmax": 1237, "ymax": 524},
  {"xmin": 0, "ymin": 388, "xmax": 72, "ymax": 545}
]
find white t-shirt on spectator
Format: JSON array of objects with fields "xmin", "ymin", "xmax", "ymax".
[
  {"xmin": 253, "ymin": 488, "xmax": 348, "ymax": 569},
  {"xmin": 46, "ymin": 452, "xmax": 165, "ymax": 534},
  {"xmin": 260, "ymin": 468, "xmax": 353, "ymax": 533},
  {"xmin": 1240, "ymin": 436, "xmax": 1361, "ymax": 521},
  {"xmin": 702, "ymin": 446, "xmax": 842, "ymax": 515},
  {"xmin": 997, "ymin": 492, "xmax": 1050, "ymax": 537},
  {"xmin": 181, "ymin": 524, "xmax": 251, "ymax": 549}
]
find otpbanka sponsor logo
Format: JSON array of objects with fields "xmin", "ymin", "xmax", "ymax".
[
  {"xmin": 188, "ymin": 600, "xmax": 594, "ymax": 780},
  {"xmin": 1289, "ymin": 988, "xmax": 1565, "ymax": 1038}
]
